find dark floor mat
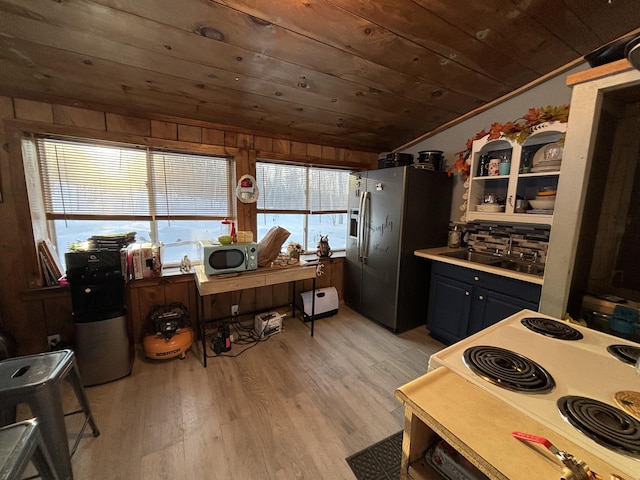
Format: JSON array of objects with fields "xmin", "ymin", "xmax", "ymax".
[{"xmin": 346, "ymin": 431, "xmax": 403, "ymax": 480}]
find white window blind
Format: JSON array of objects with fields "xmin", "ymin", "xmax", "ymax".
[
  {"xmin": 256, "ymin": 160, "xmax": 350, "ymax": 251},
  {"xmin": 256, "ymin": 162, "xmax": 348, "ymax": 213},
  {"xmin": 308, "ymin": 167, "xmax": 349, "ymax": 213},
  {"xmin": 256, "ymin": 162, "xmax": 307, "ymax": 211},
  {"xmin": 150, "ymin": 151, "xmax": 233, "ymax": 218},
  {"xmin": 36, "ymin": 137, "xmax": 233, "ymax": 220}
]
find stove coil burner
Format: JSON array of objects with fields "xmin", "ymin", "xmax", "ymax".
[
  {"xmin": 520, "ymin": 317, "xmax": 583, "ymax": 340},
  {"xmin": 462, "ymin": 346, "xmax": 555, "ymax": 394},
  {"xmin": 607, "ymin": 344, "xmax": 640, "ymax": 365},
  {"xmin": 558, "ymin": 396, "xmax": 640, "ymax": 459}
]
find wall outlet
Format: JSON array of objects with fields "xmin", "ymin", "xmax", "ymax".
[
  {"xmin": 47, "ymin": 334, "xmax": 61, "ymax": 350},
  {"xmin": 231, "ymin": 304, "xmax": 239, "ymax": 316}
]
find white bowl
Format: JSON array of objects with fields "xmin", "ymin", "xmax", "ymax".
[
  {"xmin": 529, "ymin": 199, "xmax": 555, "ymax": 210},
  {"xmin": 476, "ymin": 204, "xmax": 505, "ymax": 212}
]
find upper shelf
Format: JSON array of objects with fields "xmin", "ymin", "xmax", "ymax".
[{"xmin": 464, "ymin": 122, "xmax": 567, "ymax": 225}]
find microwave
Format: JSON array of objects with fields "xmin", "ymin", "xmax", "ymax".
[{"xmin": 199, "ymin": 240, "xmax": 258, "ymax": 275}]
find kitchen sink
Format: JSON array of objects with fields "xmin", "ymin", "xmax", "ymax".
[
  {"xmin": 493, "ymin": 259, "xmax": 545, "ymax": 276},
  {"xmin": 438, "ymin": 250, "xmax": 501, "ymax": 265},
  {"xmin": 438, "ymin": 250, "xmax": 545, "ymax": 276}
]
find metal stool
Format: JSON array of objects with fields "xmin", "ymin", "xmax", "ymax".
[
  {"xmin": 0, "ymin": 418, "xmax": 57, "ymax": 480},
  {"xmin": 0, "ymin": 350, "xmax": 100, "ymax": 480}
]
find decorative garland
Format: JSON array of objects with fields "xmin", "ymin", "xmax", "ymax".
[{"xmin": 447, "ymin": 104, "xmax": 570, "ymax": 179}]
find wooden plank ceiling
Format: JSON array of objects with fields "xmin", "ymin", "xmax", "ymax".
[{"xmin": 0, "ymin": 0, "xmax": 639, "ymax": 152}]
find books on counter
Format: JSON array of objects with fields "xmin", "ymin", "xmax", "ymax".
[
  {"xmin": 88, "ymin": 232, "xmax": 136, "ymax": 250},
  {"xmin": 38, "ymin": 239, "xmax": 64, "ymax": 286},
  {"xmin": 126, "ymin": 243, "xmax": 162, "ymax": 279}
]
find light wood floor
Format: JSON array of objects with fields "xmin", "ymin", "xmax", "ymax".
[{"xmin": 28, "ymin": 306, "xmax": 445, "ymax": 479}]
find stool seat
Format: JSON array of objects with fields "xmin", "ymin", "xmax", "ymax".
[
  {"xmin": 0, "ymin": 350, "xmax": 99, "ymax": 480},
  {"xmin": 0, "ymin": 419, "xmax": 57, "ymax": 480},
  {"xmin": 0, "ymin": 350, "xmax": 72, "ymax": 392}
]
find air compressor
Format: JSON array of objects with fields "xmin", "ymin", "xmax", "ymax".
[{"xmin": 142, "ymin": 302, "xmax": 194, "ymax": 360}]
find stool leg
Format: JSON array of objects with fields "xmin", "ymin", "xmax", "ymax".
[
  {"xmin": 68, "ymin": 363, "xmax": 100, "ymax": 438},
  {"xmin": 31, "ymin": 431, "xmax": 59, "ymax": 480},
  {"xmin": 30, "ymin": 387, "xmax": 74, "ymax": 480}
]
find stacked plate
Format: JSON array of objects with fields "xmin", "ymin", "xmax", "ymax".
[{"xmin": 531, "ymin": 143, "xmax": 562, "ymax": 173}]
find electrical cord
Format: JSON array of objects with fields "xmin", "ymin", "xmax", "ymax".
[{"xmin": 204, "ymin": 315, "xmax": 278, "ymax": 358}]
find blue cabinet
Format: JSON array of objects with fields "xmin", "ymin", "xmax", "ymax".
[
  {"xmin": 427, "ymin": 261, "xmax": 541, "ymax": 344},
  {"xmin": 427, "ymin": 274, "xmax": 472, "ymax": 344}
]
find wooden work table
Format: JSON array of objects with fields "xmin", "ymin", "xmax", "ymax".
[
  {"xmin": 395, "ymin": 367, "xmax": 624, "ymax": 480},
  {"xmin": 194, "ymin": 263, "xmax": 318, "ymax": 366},
  {"xmin": 194, "ymin": 262, "xmax": 318, "ymax": 295}
]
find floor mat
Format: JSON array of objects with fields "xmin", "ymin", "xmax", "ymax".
[{"xmin": 346, "ymin": 431, "xmax": 403, "ymax": 480}]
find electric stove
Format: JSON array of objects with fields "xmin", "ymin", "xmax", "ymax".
[{"xmin": 428, "ymin": 309, "xmax": 640, "ymax": 479}]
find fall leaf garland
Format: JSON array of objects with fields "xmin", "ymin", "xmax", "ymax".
[{"xmin": 447, "ymin": 104, "xmax": 570, "ymax": 179}]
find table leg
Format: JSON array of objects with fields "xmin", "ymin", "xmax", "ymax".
[
  {"xmin": 198, "ymin": 294, "xmax": 207, "ymax": 368},
  {"xmin": 292, "ymin": 281, "xmax": 297, "ymax": 319},
  {"xmin": 311, "ymin": 276, "xmax": 316, "ymax": 337}
]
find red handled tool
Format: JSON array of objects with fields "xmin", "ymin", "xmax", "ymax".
[{"xmin": 511, "ymin": 431, "xmax": 604, "ymax": 480}]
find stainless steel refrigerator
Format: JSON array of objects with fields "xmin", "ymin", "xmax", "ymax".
[{"xmin": 345, "ymin": 166, "xmax": 452, "ymax": 332}]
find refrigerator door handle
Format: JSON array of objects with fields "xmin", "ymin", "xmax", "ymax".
[
  {"xmin": 357, "ymin": 191, "xmax": 365, "ymax": 260},
  {"xmin": 361, "ymin": 191, "xmax": 370, "ymax": 261}
]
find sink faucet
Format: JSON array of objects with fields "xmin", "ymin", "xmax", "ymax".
[{"xmin": 491, "ymin": 228, "xmax": 512, "ymax": 256}]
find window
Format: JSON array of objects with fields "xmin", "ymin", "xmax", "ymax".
[
  {"xmin": 24, "ymin": 136, "xmax": 235, "ymax": 268},
  {"xmin": 256, "ymin": 161, "xmax": 350, "ymax": 252}
]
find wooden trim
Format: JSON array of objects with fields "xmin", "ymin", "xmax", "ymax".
[
  {"xmin": 6, "ymin": 125, "xmax": 41, "ymax": 288},
  {"xmin": 566, "ymin": 59, "xmax": 634, "ymax": 86},
  {"xmin": 256, "ymin": 209, "xmax": 347, "ymax": 215},
  {"xmin": 244, "ymin": 149, "xmax": 258, "ymax": 235},
  {"xmin": 4, "ymin": 119, "xmax": 241, "ymax": 157},
  {"xmin": 255, "ymin": 149, "xmax": 363, "ymax": 169},
  {"xmin": 126, "ymin": 272, "xmax": 196, "ymax": 289},
  {"xmin": 19, "ymin": 285, "xmax": 70, "ymax": 299},
  {"xmin": 235, "ymin": 147, "xmax": 253, "ymax": 233}
]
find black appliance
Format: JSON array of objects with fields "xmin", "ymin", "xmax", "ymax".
[
  {"xmin": 378, "ymin": 152, "xmax": 414, "ymax": 168},
  {"xmin": 66, "ymin": 250, "xmax": 132, "ymax": 386},
  {"xmin": 345, "ymin": 166, "xmax": 452, "ymax": 332},
  {"xmin": 417, "ymin": 150, "xmax": 444, "ymax": 171}
]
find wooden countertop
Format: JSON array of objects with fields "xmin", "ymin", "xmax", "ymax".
[
  {"xmin": 194, "ymin": 262, "xmax": 317, "ymax": 296},
  {"xmin": 395, "ymin": 367, "xmax": 625, "ymax": 480},
  {"xmin": 414, "ymin": 246, "xmax": 544, "ymax": 285}
]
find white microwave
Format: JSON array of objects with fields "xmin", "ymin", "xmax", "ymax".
[{"xmin": 198, "ymin": 241, "xmax": 258, "ymax": 275}]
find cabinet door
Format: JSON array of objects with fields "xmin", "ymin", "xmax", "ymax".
[
  {"xmin": 427, "ymin": 274, "xmax": 472, "ymax": 344},
  {"xmin": 468, "ymin": 287, "xmax": 539, "ymax": 335}
]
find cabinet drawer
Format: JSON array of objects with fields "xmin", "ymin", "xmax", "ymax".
[
  {"xmin": 432, "ymin": 261, "xmax": 479, "ymax": 282},
  {"xmin": 431, "ymin": 261, "xmax": 541, "ymax": 304}
]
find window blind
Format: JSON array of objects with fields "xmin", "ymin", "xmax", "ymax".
[
  {"xmin": 150, "ymin": 151, "xmax": 233, "ymax": 217},
  {"xmin": 36, "ymin": 137, "xmax": 233, "ymax": 220},
  {"xmin": 256, "ymin": 162, "xmax": 307, "ymax": 211},
  {"xmin": 308, "ymin": 167, "xmax": 349, "ymax": 213},
  {"xmin": 256, "ymin": 162, "xmax": 349, "ymax": 213}
]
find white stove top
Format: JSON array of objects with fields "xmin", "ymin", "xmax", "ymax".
[{"xmin": 428, "ymin": 309, "xmax": 640, "ymax": 479}]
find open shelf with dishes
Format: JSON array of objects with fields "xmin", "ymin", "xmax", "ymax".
[{"xmin": 466, "ymin": 122, "xmax": 566, "ymax": 224}]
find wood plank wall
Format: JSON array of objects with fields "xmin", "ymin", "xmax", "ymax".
[{"xmin": 0, "ymin": 96, "xmax": 377, "ymax": 355}]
